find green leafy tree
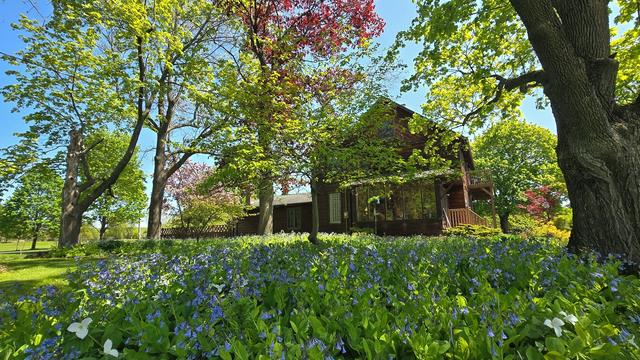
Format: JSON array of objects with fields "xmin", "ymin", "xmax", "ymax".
[
  {"xmin": 394, "ymin": 1, "xmax": 640, "ymax": 263},
  {"xmin": 83, "ymin": 131, "xmax": 147, "ymax": 241},
  {"xmin": 474, "ymin": 119, "xmax": 564, "ymax": 233},
  {"xmin": 142, "ymin": 0, "xmax": 233, "ymax": 240},
  {"xmin": 0, "ymin": 164, "xmax": 62, "ymax": 249},
  {"xmin": 1, "ymin": 0, "xmax": 166, "ymax": 247},
  {"xmin": 289, "ymin": 56, "xmax": 408, "ymax": 243}
]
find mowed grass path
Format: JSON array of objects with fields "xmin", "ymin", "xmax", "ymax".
[{"xmin": 0, "ymin": 241, "xmax": 75, "ymax": 293}]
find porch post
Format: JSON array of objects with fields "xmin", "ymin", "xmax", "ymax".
[{"xmin": 490, "ymin": 185, "xmax": 497, "ymax": 229}]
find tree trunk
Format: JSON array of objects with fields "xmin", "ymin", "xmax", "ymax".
[
  {"xmin": 558, "ymin": 136, "xmax": 640, "ymax": 264},
  {"xmin": 499, "ymin": 213, "xmax": 510, "ymax": 234},
  {"xmin": 147, "ymin": 129, "xmax": 168, "ymax": 239},
  {"xmin": 308, "ymin": 178, "xmax": 320, "ymax": 244},
  {"xmin": 257, "ymin": 178, "xmax": 274, "ymax": 235},
  {"xmin": 30, "ymin": 224, "xmax": 40, "ymax": 250},
  {"xmin": 510, "ymin": 0, "xmax": 640, "ymax": 266},
  {"xmin": 99, "ymin": 217, "xmax": 108, "ymax": 241},
  {"xmin": 60, "ymin": 130, "xmax": 84, "ymax": 248}
]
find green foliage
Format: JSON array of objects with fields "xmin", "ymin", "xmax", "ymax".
[
  {"xmin": 0, "ymin": 164, "xmax": 63, "ymax": 242},
  {"xmin": 2, "ymin": 234, "xmax": 639, "ymax": 359},
  {"xmin": 442, "ymin": 224, "xmax": 502, "ymax": 237},
  {"xmin": 82, "ymin": 131, "xmax": 147, "ymax": 236},
  {"xmin": 553, "ymin": 208, "xmax": 573, "ymax": 232},
  {"xmin": 391, "ymin": 1, "xmax": 639, "ymax": 131},
  {"xmin": 473, "ymin": 119, "xmax": 565, "ymax": 219},
  {"xmin": 509, "ymin": 214, "xmax": 570, "ymax": 246}
]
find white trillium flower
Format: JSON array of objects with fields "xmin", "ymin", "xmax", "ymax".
[
  {"xmin": 103, "ymin": 339, "xmax": 119, "ymax": 358},
  {"xmin": 67, "ymin": 318, "xmax": 92, "ymax": 339},
  {"xmin": 544, "ymin": 317, "xmax": 565, "ymax": 337},
  {"xmin": 559, "ymin": 311, "xmax": 578, "ymax": 325}
]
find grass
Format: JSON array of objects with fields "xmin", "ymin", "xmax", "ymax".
[
  {"xmin": 0, "ymin": 240, "xmax": 57, "ymax": 253},
  {"xmin": 0, "ymin": 241, "xmax": 74, "ymax": 295}
]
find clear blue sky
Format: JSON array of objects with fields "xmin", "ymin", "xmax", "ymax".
[{"xmin": 0, "ymin": 0, "xmax": 557, "ymax": 177}]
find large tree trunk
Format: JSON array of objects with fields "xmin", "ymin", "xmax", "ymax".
[
  {"xmin": 147, "ymin": 129, "xmax": 168, "ymax": 239},
  {"xmin": 511, "ymin": 0, "xmax": 640, "ymax": 266},
  {"xmin": 60, "ymin": 130, "xmax": 84, "ymax": 248},
  {"xmin": 499, "ymin": 213, "xmax": 510, "ymax": 234},
  {"xmin": 308, "ymin": 178, "xmax": 320, "ymax": 244},
  {"xmin": 257, "ymin": 178, "xmax": 274, "ymax": 235}
]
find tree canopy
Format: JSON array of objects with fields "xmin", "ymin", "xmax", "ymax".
[{"xmin": 473, "ymin": 119, "xmax": 564, "ymax": 232}]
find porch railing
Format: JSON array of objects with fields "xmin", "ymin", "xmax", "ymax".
[
  {"xmin": 446, "ymin": 208, "xmax": 489, "ymax": 227},
  {"xmin": 468, "ymin": 169, "xmax": 493, "ymax": 187}
]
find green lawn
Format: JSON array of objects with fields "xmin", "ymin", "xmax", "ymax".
[
  {"xmin": 0, "ymin": 240, "xmax": 57, "ymax": 253},
  {"xmin": 0, "ymin": 251, "xmax": 75, "ymax": 294}
]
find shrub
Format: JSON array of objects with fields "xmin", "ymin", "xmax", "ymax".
[
  {"xmin": 443, "ymin": 224, "xmax": 502, "ymax": 237},
  {"xmin": 530, "ymin": 222, "xmax": 571, "ymax": 245},
  {"xmin": 508, "ymin": 214, "xmax": 539, "ymax": 234},
  {"xmin": 553, "ymin": 208, "xmax": 573, "ymax": 231}
]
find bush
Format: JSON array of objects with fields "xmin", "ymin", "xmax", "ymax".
[
  {"xmin": 349, "ymin": 227, "xmax": 375, "ymax": 235},
  {"xmin": 508, "ymin": 214, "xmax": 539, "ymax": 234},
  {"xmin": 553, "ymin": 208, "xmax": 573, "ymax": 231},
  {"xmin": 443, "ymin": 224, "xmax": 502, "ymax": 237},
  {"xmin": 530, "ymin": 222, "xmax": 571, "ymax": 245}
]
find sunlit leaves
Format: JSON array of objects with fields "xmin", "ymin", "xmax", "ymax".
[{"xmin": 473, "ymin": 119, "xmax": 564, "ymax": 217}]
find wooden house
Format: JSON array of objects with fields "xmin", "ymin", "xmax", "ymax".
[{"xmin": 236, "ymin": 100, "xmax": 496, "ymax": 236}]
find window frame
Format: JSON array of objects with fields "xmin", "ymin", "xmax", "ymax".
[{"xmin": 329, "ymin": 192, "xmax": 342, "ymax": 224}]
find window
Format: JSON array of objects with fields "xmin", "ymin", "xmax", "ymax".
[
  {"xmin": 422, "ymin": 183, "xmax": 437, "ymax": 219},
  {"xmin": 329, "ymin": 193, "xmax": 342, "ymax": 224},
  {"xmin": 404, "ymin": 184, "xmax": 422, "ymax": 220},
  {"xmin": 287, "ymin": 207, "xmax": 302, "ymax": 230}
]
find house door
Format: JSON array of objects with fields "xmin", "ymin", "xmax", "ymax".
[{"xmin": 286, "ymin": 207, "xmax": 302, "ymax": 231}]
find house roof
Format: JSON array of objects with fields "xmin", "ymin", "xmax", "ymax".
[{"xmin": 249, "ymin": 193, "xmax": 312, "ymax": 208}]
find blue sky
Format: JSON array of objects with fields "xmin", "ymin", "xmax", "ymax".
[{"xmin": 0, "ymin": 0, "xmax": 557, "ymax": 178}]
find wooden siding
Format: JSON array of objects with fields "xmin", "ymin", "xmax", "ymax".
[
  {"xmin": 273, "ymin": 204, "xmax": 312, "ymax": 233},
  {"xmin": 316, "ymin": 183, "xmax": 349, "ymax": 233}
]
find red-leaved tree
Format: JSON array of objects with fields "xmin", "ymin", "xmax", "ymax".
[{"xmin": 518, "ymin": 186, "xmax": 562, "ymax": 222}]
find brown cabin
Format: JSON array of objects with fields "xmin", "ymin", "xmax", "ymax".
[{"xmin": 236, "ymin": 100, "xmax": 496, "ymax": 236}]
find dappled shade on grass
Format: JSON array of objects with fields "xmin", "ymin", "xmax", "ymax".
[{"xmin": 0, "ymin": 256, "xmax": 75, "ymax": 293}]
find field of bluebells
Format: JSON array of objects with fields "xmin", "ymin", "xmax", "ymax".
[{"xmin": 1, "ymin": 234, "xmax": 639, "ymax": 359}]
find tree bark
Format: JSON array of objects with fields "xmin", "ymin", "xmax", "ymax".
[
  {"xmin": 99, "ymin": 216, "xmax": 108, "ymax": 241},
  {"xmin": 257, "ymin": 178, "xmax": 274, "ymax": 235},
  {"xmin": 30, "ymin": 224, "xmax": 40, "ymax": 250},
  {"xmin": 510, "ymin": 0, "xmax": 640, "ymax": 265},
  {"xmin": 308, "ymin": 178, "xmax": 320, "ymax": 244},
  {"xmin": 147, "ymin": 127, "xmax": 169, "ymax": 239},
  {"xmin": 60, "ymin": 130, "xmax": 84, "ymax": 248},
  {"xmin": 499, "ymin": 213, "xmax": 510, "ymax": 234}
]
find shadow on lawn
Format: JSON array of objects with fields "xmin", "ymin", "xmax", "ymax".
[{"xmin": 0, "ymin": 258, "xmax": 76, "ymax": 295}]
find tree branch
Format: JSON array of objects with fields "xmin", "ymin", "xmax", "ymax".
[{"xmin": 461, "ymin": 70, "xmax": 546, "ymax": 127}]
